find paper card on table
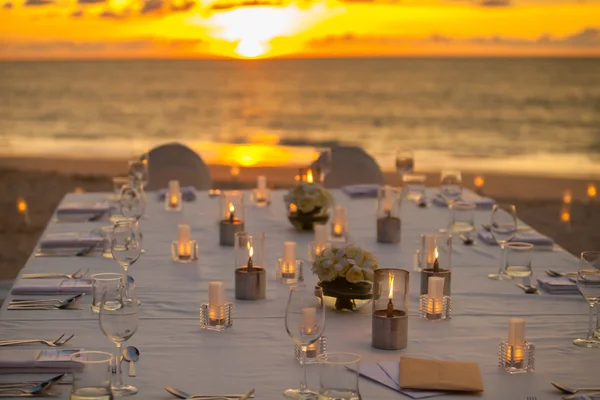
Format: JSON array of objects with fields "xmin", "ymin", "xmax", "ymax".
[
  {"xmin": 0, "ymin": 349, "xmax": 83, "ymax": 373},
  {"xmin": 348, "ymin": 363, "xmax": 445, "ymax": 399},
  {"xmin": 378, "ymin": 361, "xmax": 446, "ymax": 399},
  {"xmin": 12, "ymin": 279, "xmax": 92, "ymax": 295},
  {"xmin": 399, "ymin": 357, "xmax": 484, "ymax": 392}
]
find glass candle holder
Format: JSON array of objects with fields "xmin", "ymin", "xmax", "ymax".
[
  {"xmin": 276, "ymin": 259, "xmax": 304, "ymax": 284},
  {"xmin": 171, "ymin": 240, "xmax": 199, "ymax": 263},
  {"xmin": 295, "ymin": 336, "xmax": 327, "ymax": 365},
  {"xmin": 330, "ymin": 205, "xmax": 348, "ymax": 243},
  {"xmin": 199, "ymin": 303, "xmax": 233, "ymax": 331},
  {"xmin": 308, "ymin": 241, "xmax": 329, "ymax": 263},
  {"xmin": 234, "ymin": 232, "xmax": 266, "ymax": 300},
  {"xmin": 165, "ymin": 180, "xmax": 182, "ymax": 212},
  {"xmin": 250, "ymin": 189, "xmax": 271, "ymax": 207},
  {"xmin": 372, "ymin": 268, "xmax": 409, "ymax": 350},
  {"xmin": 419, "ymin": 232, "xmax": 452, "ymax": 297},
  {"xmin": 377, "ymin": 186, "xmax": 401, "ymax": 244},
  {"xmin": 419, "ymin": 295, "xmax": 451, "ymax": 321},
  {"xmin": 498, "ymin": 341, "xmax": 535, "ymax": 374},
  {"xmin": 219, "ymin": 191, "xmax": 245, "ymax": 246}
]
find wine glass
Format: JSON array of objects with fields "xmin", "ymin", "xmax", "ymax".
[
  {"xmin": 128, "ymin": 159, "xmax": 149, "ymax": 189},
  {"xmin": 313, "ymin": 148, "xmax": 332, "ymax": 184},
  {"xmin": 440, "ymin": 170, "xmax": 462, "ymax": 208},
  {"xmin": 574, "ymin": 251, "xmax": 600, "ymax": 348},
  {"xmin": 284, "ymin": 284, "xmax": 326, "ymax": 399},
  {"xmin": 395, "ymin": 148, "xmax": 414, "ymax": 180},
  {"xmin": 448, "ymin": 201, "xmax": 475, "ymax": 244},
  {"xmin": 111, "ymin": 220, "xmax": 141, "ymax": 290},
  {"xmin": 488, "ymin": 204, "xmax": 517, "ymax": 280},
  {"xmin": 119, "ymin": 184, "xmax": 145, "ymax": 221},
  {"xmin": 99, "ymin": 286, "xmax": 140, "ymax": 396}
]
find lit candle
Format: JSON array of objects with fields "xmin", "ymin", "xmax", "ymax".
[
  {"xmin": 426, "ymin": 276, "xmax": 444, "ymax": 316},
  {"xmin": 474, "ymin": 176, "xmax": 484, "ymax": 190},
  {"xmin": 178, "ymin": 224, "xmax": 191, "ymax": 258},
  {"xmin": 382, "ymin": 186, "xmax": 394, "ymax": 215},
  {"xmin": 16, "ymin": 196, "xmax": 31, "ymax": 225},
  {"xmin": 230, "ymin": 166, "xmax": 240, "ymax": 179},
  {"xmin": 386, "ymin": 272, "xmax": 395, "ymax": 318},
  {"xmin": 283, "ymin": 241, "xmax": 296, "ymax": 276},
  {"xmin": 289, "ymin": 203, "xmax": 298, "ymax": 214},
  {"xmin": 228, "ymin": 203, "xmax": 235, "ymax": 222},
  {"xmin": 507, "ymin": 318, "xmax": 525, "ymax": 363},
  {"xmin": 306, "ymin": 169, "xmax": 314, "ymax": 183},
  {"xmin": 561, "ymin": 206, "xmax": 571, "ymax": 224},
  {"xmin": 588, "ymin": 183, "xmax": 597, "ymax": 200},
  {"xmin": 333, "ymin": 205, "xmax": 346, "ymax": 236},
  {"xmin": 302, "ymin": 307, "xmax": 316, "ymax": 335},
  {"xmin": 314, "ymin": 224, "xmax": 327, "ymax": 248},
  {"xmin": 168, "ymin": 180, "xmax": 180, "ymax": 208},
  {"xmin": 563, "ymin": 189, "xmax": 572, "ymax": 205},
  {"xmin": 432, "ymin": 248, "xmax": 439, "ymax": 273},
  {"xmin": 208, "ymin": 281, "xmax": 225, "ymax": 322}
]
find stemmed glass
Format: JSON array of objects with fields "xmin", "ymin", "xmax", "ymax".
[
  {"xmin": 440, "ymin": 170, "xmax": 462, "ymax": 208},
  {"xmin": 120, "ymin": 184, "xmax": 145, "ymax": 221},
  {"xmin": 111, "ymin": 220, "xmax": 141, "ymax": 291},
  {"xmin": 284, "ymin": 285, "xmax": 326, "ymax": 399},
  {"xmin": 128, "ymin": 159, "xmax": 149, "ymax": 190},
  {"xmin": 395, "ymin": 148, "xmax": 414, "ymax": 180},
  {"xmin": 574, "ymin": 251, "xmax": 600, "ymax": 348},
  {"xmin": 313, "ymin": 148, "xmax": 332, "ymax": 184},
  {"xmin": 99, "ymin": 285, "xmax": 140, "ymax": 396},
  {"xmin": 488, "ymin": 204, "xmax": 518, "ymax": 280}
]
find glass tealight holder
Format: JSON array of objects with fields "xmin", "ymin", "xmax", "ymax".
[
  {"xmin": 498, "ymin": 341, "xmax": 535, "ymax": 374},
  {"xmin": 250, "ymin": 188, "xmax": 271, "ymax": 207},
  {"xmin": 419, "ymin": 232, "xmax": 452, "ymax": 297},
  {"xmin": 276, "ymin": 259, "xmax": 304, "ymax": 284},
  {"xmin": 377, "ymin": 186, "xmax": 401, "ymax": 244},
  {"xmin": 234, "ymin": 232, "xmax": 267, "ymax": 300},
  {"xmin": 419, "ymin": 295, "xmax": 451, "ymax": 320},
  {"xmin": 329, "ymin": 222, "xmax": 348, "ymax": 243},
  {"xmin": 372, "ymin": 268, "xmax": 409, "ymax": 350},
  {"xmin": 165, "ymin": 191, "xmax": 182, "ymax": 212},
  {"xmin": 219, "ymin": 191, "xmax": 245, "ymax": 246},
  {"xmin": 208, "ymin": 189, "xmax": 221, "ymax": 198},
  {"xmin": 308, "ymin": 241, "xmax": 329, "ymax": 263},
  {"xmin": 199, "ymin": 303, "xmax": 233, "ymax": 331},
  {"xmin": 295, "ymin": 336, "xmax": 327, "ymax": 365},
  {"xmin": 171, "ymin": 240, "xmax": 199, "ymax": 263}
]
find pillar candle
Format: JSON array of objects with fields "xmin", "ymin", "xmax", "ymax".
[
  {"xmin": 314, "ymin": 224, "xmax": 327, "ymax": 247},
  {"xmin": 508, "ymin": 318, "xmax": 525, "ymax": 347},
  {"xmin": 257, "ymin": 176, "xmax": 267, "ymax": 191},
  {"xmin": 208, "ymin": 281, "xmax": 224, "ymax": 321},
  {"xmin": 302, "ymin": 307, "xmax": 316, "ymax": 334},
  {"xmin": 178, "ymin": 224, "xmax": 191, "ymax": 257}
]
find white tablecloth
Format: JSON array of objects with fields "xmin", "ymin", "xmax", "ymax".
[{"xmin": 0, "ymin": 189, "xmax": 596, "ymax": 399}]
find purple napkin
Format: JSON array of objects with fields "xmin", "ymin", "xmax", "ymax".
[
  {"xmin": 57, "ymin": 203, "xmax": 111, "ymax": 215},
  {"xmin": 157, "ymin": 187, "xmax": 196, "ymax": 202},
  {"xmin": 536, "ymin": 276, "xmax": 579, "ymax": 294},
  {"xmin": 477, "ymin": 229, "xmax": 554, "ymax": 248},
  {"xmin": 342, "ymin": 184, "xmax": 380, "ymax": 198},
  {"xmin": 11, "ymin": 279, "xmax": 92, "ymax": 295},
  {"xmin": 40, "ymin": 233, "xmax": 104, "ymax": 249},
  {"xmin": 431, "ymin": 195, "xmax": 495, "ymax": 209}
]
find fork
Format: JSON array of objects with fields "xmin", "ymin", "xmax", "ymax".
[
  {"xmin": 527, "ymin": 397, "xmax": 537, "ymax": 400},
  {"xmin": 7, "ymin": 304, "xmax": 81, "ymax": 310},
  {"xmin": 22, "ymin": 268, "xmax": 89, "ymax": 280},
  {"xmin": 0, "ymin": 334, "xmax": 74, "ymax": 347}
]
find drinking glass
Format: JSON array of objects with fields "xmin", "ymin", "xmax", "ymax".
[
  {"xmin": 111, "ymin": 220, "xmax": 141, "ymax": 289},
  {"xmin": 395, "ymin": 148, "xmax": 414, "ymax": 179},
  {"xmin": 110, "ymin": 177, "xmax": 129, "ymax": 202},
  {"xmin": 284, "ymin": 284, "xmax": 326, "ymax": 399},
  {"xmin": 119, "ymin": 184, "xmax": 145, "ymax": 221},
  {"xmin": 313, "ymin": 148, "xmax": 332, "ymax": 184},
  {"xmin": 504, "ymin": 243, "xmax": 534, "ymax": 285},
  {"xmin": 449, "ymin": 201, "xmax": 475, "ymax": 242},
  {"xmin": 488, "ymin": 204, "xmax": 517, "ymax": 280},
  {"xmin": 574, "ymin": 251, "xmax": 600, "ymax": 348},
  {"xmin": 127, "ymin": 160, "xmax": 149, "ymax": 189},
  {"xmin": 440, "ymin": 170, "xmax": 462, "ymax": 208},
  {"xmin": 91, "ymin": 273, "xmax": 124, "ymax": 313},
  {"xmin": 318, "ymin": 353, "xmax": 361, "ymax": 400},
  {"xmin": 99, "ymin": 226, "xmax": 114, "ymax": 259},
  {"xmin": 70, "ymin": 351, "xmax": 114, "ymax": 400},
  {"xmin": 99, "ymin": 286, "xmax": 140, "ymax": 395}
]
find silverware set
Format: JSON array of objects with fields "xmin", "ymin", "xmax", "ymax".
[
  {"xmin": 0, "ymin": 374, "xmax": 64, "ymax": 397},
  {"xmin": 545, "ymin": 270, "xmax": 578, "ymax": 278},
  {"xmin": 7, "ymin": 294, "xmax": 84, "ymax": 310},
  {"xmin": 0, "ymin": 333, "xmax": 74, "ymax": 347},
  {"xmin": 22, "ymin": 269, "xmax": 89, "ymax": 280},
  {"xmin": 165, "ymin": 386, "xmax": 255, "ymax": 400}
]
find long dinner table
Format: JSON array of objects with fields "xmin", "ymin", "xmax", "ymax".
[{"xmin": 0, "ymin": 188, "xmax": 597, "ymax": 399}]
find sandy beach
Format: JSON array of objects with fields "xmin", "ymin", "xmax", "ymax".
[{"xmin": 1, "ymin": 155, "xmax": 599, "ymax": 281}]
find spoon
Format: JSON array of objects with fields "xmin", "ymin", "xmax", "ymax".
[
  {"xmin": 122, "ymin": 346, "xmax": 140, "ymax": 377},
  {"xmin": 552, "ymin": 382, "xmax": 600, "ymax": 394},
  {"xmin": 164, "ymin": 386, "xmax": 254, "ymax": 399},
  {"xmin": 516, "ymin": 283, "xmax": 539, "ymax": 294},
  {"xmin": 0, "ymin": 373, "xmax": 64, "ymax": 396}
]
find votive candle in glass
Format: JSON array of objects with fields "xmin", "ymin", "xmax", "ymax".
[
  {"xmin": 419, "ymin": 232, "xmax": 452, "ymax": 297},
  {"xmin": 377, "ymin": 186, "xmax": 401, "ymax": 244},
  {"xmin": 166, "ymin": 180, "xmax": 182, "ymax": 211},
  {"xmin": 219, "ymin": 191, "xmax": 245, "ymax": 246},
  {"xmin": 234, "ymin": 232, "xmax": 266, "ymax": 300},
  {"xmin": 331, "ymin": 205, "xmax": 347, "ymax": 242},
  {"xmin": 372, "ymin": 268, "xmax": 409, "ymax": 350}
]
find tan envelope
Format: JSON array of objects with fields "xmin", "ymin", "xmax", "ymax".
[{"xmin": 399, "ymin": 356, "xmax": 484, "ymax": 392}]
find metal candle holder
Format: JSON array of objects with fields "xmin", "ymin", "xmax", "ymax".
[
  {"xmin": 219, "ymin": 191, "xmax": 245, "ymax": 246},
  {"xmin": 377, "ymin": 186, "xmax": 401, "ymax": 244},
  {"xmin": 234, "ymin": 232, "xmax": 266, "ymax": 300},
  {"xmin": 372, "ymin": 268, "xmax": 409, "ymax": 350}
]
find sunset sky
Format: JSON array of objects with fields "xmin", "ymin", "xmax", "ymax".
[{"xmin": 1, "ymin": 0, "xmax": 599, "ymax": 59}]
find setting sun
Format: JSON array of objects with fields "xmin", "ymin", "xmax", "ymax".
[{"xmin": 235, "ymin": 39, "xmax": 268, "ymax": 58}]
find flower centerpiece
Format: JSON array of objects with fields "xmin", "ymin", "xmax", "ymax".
[
  {"xmin": 285, "ymin": 182, "xmax": 333, "ymax": 231},
  {"xmin": 312, "ymin": 245, "xmax": 378, "ymax": 311}
]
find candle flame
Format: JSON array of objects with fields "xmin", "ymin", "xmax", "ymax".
[
  {"xmin": 249, "ymin": 246, "xmax": 254, "ymax": 258},
  {"xmin": 561, "ymin": 209, "xmax": 571, "ymax": 223},
  {"xmin": 388, "ymin": 272, "xmax": 394, "ymax": 300},
  {"xmin": 230, "ymin": 166, "xmax": 240, "ymax": 178},
  {"xmin": 16, "ymin": 197, "xmax": 27, "ymax": 214},
  {"xmin": 434, "ymin": 247, "xmax": 439, "ymax": 260},
  {"xmin": 289, "ymin": 203, "xmax": 298, "ymax": 213},
  {"xmin": 588, "ymin": 184, "xmax": 597, "ymax": 199},
  {"xmin": 306, "ymin": 169, "xmax": 314, "ymax": 183},
  {"xmin": 426, "ymin": 297, "xmax": 443, "ymax": 315},
  {"xmin": 229, "ymin": 203, "xmax": 235, "ymax": 213},
  {"xmin": 474, "ymin": 176, "xmax": 484, "ymax": 188}
]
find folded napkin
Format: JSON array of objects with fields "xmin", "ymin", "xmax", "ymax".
[
  {"xmin": 11, "ymin": 279, "xmax": 92, "ymax": 295},
  {"xmin": 431, "ymin": 195, "xmax": 495, "ymax": 209},
  {"xmin": 57, "ymin": 202, "xmax": 111, "ymax": 215},
  {"xmin": 399, "ymin": 357, "xmax": 484, "ymax": 392},
  {"xmin": 0, "ymin": 349, "xmax": 83, "ymax": 373},
  {"xmin": 536, "ymin": 276, "xmax": 579, "ymax": 294},
  {"xmin": 342, "ymin": 184, "xmax": 381, "ymax": 198},
  {"xmin": 477, "ymin": 229, "xmax": 554, "ymax": 248},
  {"xmin": 157, "ymin": 187, "xmax": 196, "ymax": 202},
  {"xmin": 40, "ymin": 233, "xmax": 104, "ymax": 249}
]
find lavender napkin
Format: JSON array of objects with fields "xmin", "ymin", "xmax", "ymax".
[
  {"xmin": 431, "ymin": 195, "xmax": 495, "ymax": 209},
  {"xmin": 40, "ymin": 233, "xmax": 104, "ymax": 249},
  {"xmin": 157, "ymin": 187, "xmax": 196, "ymax": 202},
  {"xmin": 536, "ymin": 276, "xmax": 579, "ymax": 294},
  {"xmin": 11, "ymin": 279, "xmax": 92, "ymax": 295},
  {"xmin": 57, "ymin": 202, "xmax": 111, "ymax": 215},
  {"xmin": 342, "ymin": 184, "xmax": 380, "ymax": 198},
  {"xmin": 0, "ymin": 349, "xmax": 83, "ymax": 372},
  {"xmin": 477, "ymin": 230, "xmax": 554, "ymax": 249}
]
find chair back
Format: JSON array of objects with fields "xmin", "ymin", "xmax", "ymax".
[
  {"xmin": 323, "ymin": 146, "xmax": 384, "ymax": 188},
  {"xmin": 145, "ymin": 143, "xmax": 212, "ymax": 190}
]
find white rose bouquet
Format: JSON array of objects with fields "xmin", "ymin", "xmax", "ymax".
[
  {"xmin": 285, "ymin": 182, "xmax": 333, "ymax": 214},
  {"xmin": 312, "ymin": 245, "xmax": 378, "ymax": 311}
]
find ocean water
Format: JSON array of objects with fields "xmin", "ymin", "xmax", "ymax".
[{"xmin": 1, "ymin": 58, "xmax": 599, "ymax": 176}]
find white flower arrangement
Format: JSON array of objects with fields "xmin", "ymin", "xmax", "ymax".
[
  {"xmin": 285, "ymin": 182, "xmax": 333, "ymax": 214},
  {"xmin": 312, "ymin": 245, "xmax": 378, "ymax": 284}
]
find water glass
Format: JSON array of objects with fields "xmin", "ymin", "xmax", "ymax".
[
  {"xmin": 111, "ymin": 177, "xmax": 129, "ymax": 201},
  {"xmin": 70, "ymin": 351, "xmax": 114, "ymax": 400},
  {"xmin": 574, "ymin": 251, "xmax": 600, "ymax": 348},
  {"xmin": 91, "ymin": 273, "xmax": 124, "ymax": 313},
  {"xmin": 440, "ymin": 170, "xmax": 462, "ymax": 207},
  {"xmin": 505, "ymin": 243, "xmax": 534, "ymax": 284},
  {"xmin": 395, "ymin": 148, "xmax": 414, "ymax": 178},
  {"xmin": 449, "ymin": 202, "xmax": 475, "ymax": 241},
  {"xmin": 99, "ymin": 226, "xmax": 114, "ymax": 259},
  {"xmin": 119, "ymin": 185, "xmax": 145, "ymax": 221},
  {"xmin": 127, "ymin": 160, "xmax": 149, "ymax": 189},
  {"xmin": 488, "ymin": 204, "xmax": 518, "ymax": 280},
  {"xmin": 318, "ymin": 352, "xmax": 361, "ymax": 400}
]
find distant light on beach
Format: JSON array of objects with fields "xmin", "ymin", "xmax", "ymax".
[
  {"xmin": 560, "ymin": 207, "xmax": 571, "ymax": 223},
  {"xmin": 474, "ymin": 176, "xmax": 484, "ymax": 189},
  {"xmin": 563, "ymin": 189, "xmax": 572, "ymax": 205},
  {"xmin": 306, "ymin": 168, "xmax": 314, "ymax": 183},
  {"xmin": 16, "ymin": 197, "xmax": 27, "ymax": 214},
  {"xmin": 74, "ymin": 187, "xmax": 85, "ymax": 194},
  {"xmin": 587, "ymin": 184, "xmax": 597, "ymax": 199},
  {"xmin": 230, "ymin": 166, "xmax": 240, "ymax": 178}
]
